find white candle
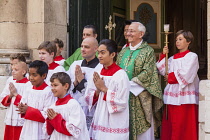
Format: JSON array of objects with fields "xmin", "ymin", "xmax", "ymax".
[{"xmin": 164, "ymin": 24, "xmax": 170, "ymax": 32}]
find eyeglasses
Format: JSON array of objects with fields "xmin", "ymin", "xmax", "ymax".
[{"xmin": 127, "ymin": 30, "xmax": 137, "ymax": 33}]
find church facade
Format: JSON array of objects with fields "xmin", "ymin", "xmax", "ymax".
[{"xmin": 0, "ymin": 0, "xmax": 209, "ymax": 139}]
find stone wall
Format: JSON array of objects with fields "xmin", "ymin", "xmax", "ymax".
[
  {"xmin": 199, "ymin": 1, "xmax": 210, "ymax": 140},
  {"xmin": 0, "ymin": 0, "xmax": 67, "ymax": 139},
  {"xmin": 27, "ymin": 0, "xmax": 67, "ymax": 60}
]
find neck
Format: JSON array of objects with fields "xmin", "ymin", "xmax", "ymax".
[
  {"xmin": 131, "ymin": 39, "xmax": 142, "ymax": 47},
  {"xmin": 103, "ymin": 61, "xmax": 114, "ymax": 69},
  {"xmin": 86, "ymin": 55, "xmax": 95, "ymax": 62},
  {"xmin": 35, "ymin": 81, "xmax": 44, "ymax": 87},
  {"xmin": 16, "ymin": 76, "xmax": 25, "ymax": 81},
  {"xmin": 48, "ymin": 60, "xmax": 54, "ymax": 65},
  {"xmin": 58, "ymin": 92, "xmax": 68, "ymax": 99},
  {"xmin": 179, "ymin": 48, "xmax": 188, "ymax": 53}
]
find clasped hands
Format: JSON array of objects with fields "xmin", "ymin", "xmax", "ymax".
[
  {"xmin": 93, "ymin": 72, "xmax": 108, "ymax": 97},
  {"xmin": 74, "ymin": 65, "xmax": 85, "ymax": 86},
  {"xmin": 9, "ymin": 82, "xmax": 18, "ymax": 98}
]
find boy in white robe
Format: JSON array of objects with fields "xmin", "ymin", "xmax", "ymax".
[
  {"xmin": 156, "ymin": 30, "xmax": 199, "ymax": 140},
  {"xmin": 85, "ymin": 39, "xmax": 130, "ymax": 140},
  {"xmin": 0, "ymin": 62, "xmax": 30, "ymax": 140},
  {"xmin": 44, "ymin": 72, "xmax": 89, "ymax": 140},
  {"xmin": 18, "ymin": 60, "xmax": 56, "ymax": 140},
  {"xmin": 38, "ymin": 41, "xmax": 65, "ymax": 85}
]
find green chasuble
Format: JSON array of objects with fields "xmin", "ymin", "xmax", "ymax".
[
  {"xmin": 116, "ymin": 42, "xmax": 163, "ymax": 140},
  {"xmin": 63, "ymin": 48, "xmax": 83, "ymax": 71}
]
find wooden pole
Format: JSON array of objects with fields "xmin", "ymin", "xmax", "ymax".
[{"xmin": 164, "ymin": 32, "xmax": 169, "ymax": 120}]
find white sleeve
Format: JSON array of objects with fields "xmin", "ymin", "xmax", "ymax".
[
  {"xmin": 65, "ymin": 100, "xmax": 86, "ymax": 139},
  {"xmin": 156, "ymin": 56, "xmax": 173, "ymax": 76},
  {"xmin": 129, "ymin": 81, "xmax": 145, "ymax": 96},
  {"xmin": 0, "ymin": 83, "xmax": 10, "ymax": 103},
  {"xmin": 41, "ymin": 91, "xmax": 56, "ymax": 119},
  {"xmin": 106, "ymin": 70, "xmax": 130, "ymax": 114},
  {"xmin": 174, "ymin": 53, "xmax": 199, "ymax": 88},
  {"xmin": 84, "ymin": 81, "xmax": 96, "ymax": 111}
]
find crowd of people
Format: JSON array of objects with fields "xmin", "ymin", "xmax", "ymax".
[{"xmin": 0, "ymin": 21, "xmax": 199, "ymax": 140}]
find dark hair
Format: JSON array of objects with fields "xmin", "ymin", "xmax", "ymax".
[
  {"xmin": 84, "ymin": 25, "xmax": 97, "ymax": 35},
  {"xmin": 50, "ymin": 72, "xmax": 71, "ymax": 91},
  {"xmin": 10, "ymin": 53, "xmax": 26, "ymax": 62},
  {"xmin": 176, "ymin": 30, "xmax": 194, "ymax": 49},
  {"xmin": 29, "ymin": 60, "xmax": 48, "ymax": 76},
  {"xmin": 99, "ymin": 39, "xmax": 118, "ymax": 61},
  {"xmin": 53, "ymin": 38, "xmax": 64, "ymax": 48},
  {"xmin": 124, "ymin": 20, "xmax": 137, "ymax": 26},
  {"xmin": 38, "ymin": 41, "xmax": 57, "ymax": 58}
]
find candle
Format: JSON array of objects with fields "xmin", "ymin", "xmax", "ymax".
[{"xmin": 164, "ymin": 24, "xmax": 170, "ymax": 32}]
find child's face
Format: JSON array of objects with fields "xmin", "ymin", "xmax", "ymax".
[
  {"xmin": 29, "ymin": 68, "xmax": 46, "ymax": 87},
  {"xmin": 10, "ymin": 59, "xmax": 19, "ymax": 69},
  {"xmin": 98, "ymin": 44, "xmax": 115, "ymax": 66},
  {"xmin": 51, "ymin": 79, "xmax": 69, "ymax": 98},
  {"xmin": 38, "ymin": 49, "xmax": 54, "ymax": 65},
  {"xmin": 176, "ymin": 34, "xmax": 190, "ymax": 52},
  {"xmin": 12, "ymin": 64, "xmax": 25, "ymax": 81}
]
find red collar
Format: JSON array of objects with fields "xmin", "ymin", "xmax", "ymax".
[
  {"xmin": 54, "ymin": 55, "xmax": 64, "ymax": 61},
  {"xmin": 56, "ymin": 94, "xmax": 73, "ymax": 106},
  {"xmin": 49, "ymin": 62, "xmax": 59, "ymax": 70},
  {"xmin": 174, "ymin": 50, "xmax": 190, "ymax": 59},
  {"xmin": 125, "ymin": 42, "xmax": 129, "ymax": 47},
  {"xmin": 32, "ymin": 82, "xmax": 48, "ymax": 90},
  {"xmin": 16, "ymin": 77, "xmax": 29, "ymax": 83},
  {"xmin": 100, "ymin": 62, "xmax": 121, "ymax": 76}
]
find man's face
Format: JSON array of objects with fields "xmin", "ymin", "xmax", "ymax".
[
  {"xmin": 81, "ymin": 38, "xmax": 97, "ymax": 60},
  {"xmin": 127, "ymin": 23, "xmax": 144, "ymax": 45},
  {"xmin": 124, "ymin": 25, "xmax": 130, "ymax": 40},
  {"xmin": 82, "ymin": 28, "xmax": 95, "ymax": 40}
]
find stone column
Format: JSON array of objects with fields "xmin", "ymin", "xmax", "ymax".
[
  {"xmin": 0, "ymin": 0, "xmax": 67, "ymax": 139},
  {"xmin": 199, "ymin": 1, "xmax": 210, "ymax": 140},
  {"xmin": 0, "ymin": 0, "xmax": 30, "ymax": 139},
  {"xmin": 27, "ymin": 0, "xmax": 67, "ymax": 60}
]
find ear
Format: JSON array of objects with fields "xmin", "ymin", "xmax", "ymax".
[
  {"xmin": 50, "ymin": 52, "xmax": 55, "ymax": 57},
  {"xmin": 94, "ymin": 34, "xmax": 98, "ymax": 38},
  {"xmin": 64, "ymin": 83, "xmax": 69, "ymax": 90},
  {"xmin": 110, "ymin": 52, "xmax": 116, "ymax": 59},
  {"xmin": 139, "ymin": 31, "xmax": 144, "ymax": 39},
  {"xmin": 22, "ymin": 70, "xmax": 27, "ymax": 76},
  {"xmin": 42, "ymin": 73, "xmax": 47, "ymax": 79}
]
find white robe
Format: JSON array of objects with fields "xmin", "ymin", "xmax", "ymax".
[
  {"xmin": 19, "ymin": 84, "xmax": 56, "ymax": 140},
  {"xmin": 156, "ymin": 52, "xmax": 199, "ymax": 105},
  {"xmin": 45, "ymin": 64, "xmax": 66, "ymax": 86},
  {"xmin": 67, "ymin": 60, "xmax": 103, "ymax": 128},
  {"xmin": 43, "ymin": 97, "xmax": 90, "ymax": 140},
  {"xmin": 0, "ymin": 78, "xmax": 31, "ymax": 126},
  {"xmin": 85, "ymin": 68, "xmax": 130, "ymax": 140},
  {"xmin": 54, "ymin": 59, "xmax": 65, "ymax": 66}
]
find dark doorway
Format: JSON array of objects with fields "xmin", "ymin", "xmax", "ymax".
[
  {"xmin": 68, "ymin": 0, "xmax": 111, "ymax": 55},
  {"xmin": 165, "ymin": 0, "xmax": 207, "ymax": 80}
]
